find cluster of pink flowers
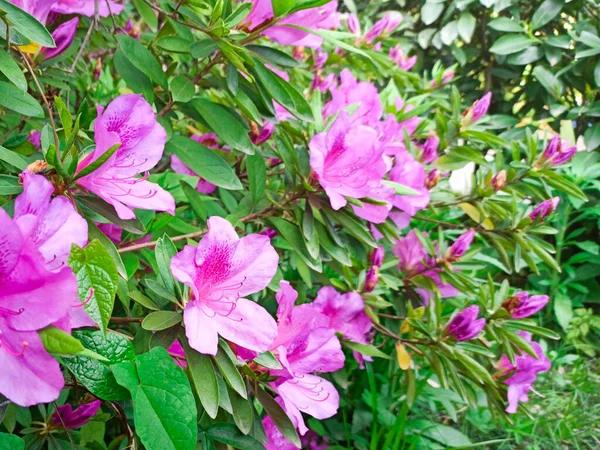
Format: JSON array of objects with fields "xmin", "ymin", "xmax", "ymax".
[
  {"xmin": 310, "ymin": 69, "xmax": 431, "ymax": 226},
  {"xmin": 169, "ymin": 218, "xmax": 371, "ymax": 447},
  {"xmin": 0, "ymin": 171, "xmax": 91, "ymax": 406}
]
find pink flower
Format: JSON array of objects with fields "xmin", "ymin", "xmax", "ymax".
[
  {"xmin": 309, "ymin": 112, "xmax": 388, "ymax": 216},
  {"xmin": 273, "ymin": 374, "xmax": 339, "ymax": 435},
  {"xmin": 270, "ymin": 282, "xmax": 345, "ymax": 377},
  {"xmin": 0, "ymin": 173, "xmax": 87, "ymax": 405},
  {"xmin": 311, "ymin": 73, "xmax": 336, "ymax": 93},
  {"xmin": 245, "ymin": 0, "xmax": 340, "ymax": 48},
  {"xmin": 52, "ymin": 0, "xmax": 125, "ymax": 18},
  {"xmin": 430, "ymin": 69, "xmax": 455, "ymax": 88},
  {"xmin": 313, "ymin": 286, "xmax": 371, "ymax": 346},
  {"xmin": 51, "ymin": 400, "xmax": 101, "ymax": 429},
  {"xmin": 447, "ymin": 229, "xmax": 475, "ymax": 260},
  {"xmin": 394, "ymin": 230, "xmax": 427, "ymax": 274},
  {"xmin": 446, "ymin": 305, "xmax": 486, "ymax": 341},
  {"xmin": 388, "ymin": 151, "xmax": 430, "ymax": 227},
  {"xmin": 9, "ymin": 0, "xmax": 56, "ymax": 23},
  {"xmin": 76, "ymin": 94, "xmax": 175, "ymax": 220},
  {"xmin": 170, "ymin": 217, "xmax": 279, "ymax": 356},
  {"xmin": 28, "ymin": 131, "xmax": 41, "ymax": 149},
  {"xmin": 170, "ymin": 134, "xmax": 224, "ymax": 195},
  {"xmin": 251, "ymin": 122, "xmax": 275, "ymax": 145},
  {"xmin": 96, "ymin": 223, "xmax": 122, "ymax": 244},
  {"xmin": 538, "ymin": 135, "xmax": 577, "ymax": 166},
  {"xmin": 463, "ymin": 92, "xmax": 492, "ymax": 125},
  {"xmin": 370, "ymin": 246, "xmax": 384, "ymax": 267},
  {"xmin": 529, "ymin": 197, "xmax": 559, "ymax": 221},
  {"xmin": 498, "ymin": 332, "xmax": 551, "ymax": 414},
  {"xmin": 389, "ymin": 44, "xmax": 416, "ymax": 71},
  {"xmin": 364, "ymin": 12, "xmax": 401, "ymax": 43},
  {"xmin": 503, "ymin": 292, "xmax": 549, "ymax": 319},
  {"xmin": 323, "ymin": 69, "xmax": 383, "ymax": 124},
  {"xmin": 42, "ymin": 17, "xmax": 79, "ymax": 60}
]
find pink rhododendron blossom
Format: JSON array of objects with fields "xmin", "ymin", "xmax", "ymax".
[
  {"xmin": 364, "ymin": 12, "xmax": 402, "ymax": 43},
  {"xmin": 313, "ymin": 286, "xmax": 371, "ymax": 346},
  {"xmin": 389, "ymin": 45, "xmax": 416, "ymax": 71},
  {"xmin": 446, "ymin": 305, "xmax": 486, "ymax": 341},
  {"xmin": 52, "ymin": 0, "xmax": 124, "ymax": 18},
  {"xmin": 270, "ymin": 282, "xmax": 345, "ymax": 377},
  {"xmin": 245, "ymin": 0, "xmax": 340, "ymax": 48},
  {"xmin": 170, "ymin": 216, "xmax": 279, "ymax": 355},
  {"xmin": 170, "ymin": 133, "xmax": 225, "ymax": 195},
  {"xmin": 76, "ymin": 94, "xmax": 175, "ymax": 220},
  {"xmin": 504, "ymin": 292, "xmax": 549, "ymax": 319},
  {"xmin": 0, "ymin": 174, "xmax": 86, "ymax": 406},
  {"xmin": 323, "ymin": 69, "xmax": 383, "ymax": 124},
  {"xmin": 51, "ymin": 400, "xmax": 101, "ymax": 429},
  {"xmin": 42, "ymin": 17, "xmax": 79, "ymax": 60},
  {"xmin": 273, "ymin": 374, "xmax": 339, "ymax": 435},
  {"xmin": 529, "ymin": 197, "xmax": 559, "ymax": 221},
  {"xmin": 430, "ymin": 69, "xmax": 455, "ymax": 88},
  {"xmin": 388, "ymin": 151, "xmax": 430, "ymax": 228},
  {"xmin": 28, "ymin": 131, "xmax": 41, "ymax": 148},
  {"xmin": 309, "ymin": 112, "xmax": 388, "ymax": 217},
  {"xmin": 538, "ymin": 135, "xmax": 577, "ymax": 166},
  {"xmin": 498, "ymin": 332, "xmax": 551, "ymax": 414},
  {"xmin": 347, "ymin": 13, "xmax": 360, "ymax": 35},
  {"xmin": 312, "ymin": 72, "xmax": 337, "ymax": 93}
]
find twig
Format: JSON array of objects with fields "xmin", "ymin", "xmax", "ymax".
[
  {"xmin": 109, "ymin": 317, "xmax": 143, "ymax": 324},
  {"xmin": 18, "ymin": 50, "xmax": 61, "ymax": 155}
]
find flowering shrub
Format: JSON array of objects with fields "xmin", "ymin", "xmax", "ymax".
[{"xmin": 0, "ymin": 0, "xmax": 588, "ymax": 448}]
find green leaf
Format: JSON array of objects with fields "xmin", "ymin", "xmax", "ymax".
[
  {"xmin": 77, "ymin": 196, "xmax": 147, "ymax": 235},
  {"xmin": 267, "ymin": 217, "xmax": 322, "ymax": 272},
  {"xmin": 192, "ymin": 98, "xmax": 254, "ymax": 154},
  {"xmin": 155, "ymin": 235, "xmax": 180, "ymax": 295},
  {"xmin": 54, "ymin": 96, "xmax": 72, "ymax": 138},
  {"xmin": 0, "ymin": 49, "xmax": 26, "ymax": 92},
  {"xmin": 553, "ymin": 295, "xmax": 573, "ymax": 332},
  {"xmin": 246, "ymin": 45, "xmax": 300, "ymax": 68},
  {"xmin": 0, "ymin": 432, "xmax": 23, "ymax": 450},
  {"xmin": 503, "ymin": 320, "xmax": 561, "ymax": 340},
  {"xmin": 225, "ymin": 2, "xmax": 253, "ymax": 27},
  {"xmin": 112, "ymin": 347, "xmax": 197, "ymax": 450},
  {"xmin": 74, "ymin": 143, "xmax": 121, "ymax": 180},
  {"xmin": 0, "ymin": 81, "xmax": 44, "ymax": 117},
  {"xmin": 0, "ymin": 175, "xmax": 22, "ymax": 195},
  {"xmin": 538, "ymin": 169, "xmax": 587, "ymax": 200},
  {"xmin": 457, "ymin": 12, "xmax": 476, "ymax": 43},
  {"xmin": 229, "ymin": 386, "xmax": 254, "ymax": 435},
  {"xmin": 532, "ymin": 66, "xmax": 564, "ymax": 97},
  {"xmin": 132, "ymin": 0, "xmax": 158, "ymax": 31},
  {"xmin": 63, "ymin": 330, "xmax": 135, "ymax": 401},
  {"xmin": 421, "ymin": 2, "xmax": 444, "ymax": 25},
  {"xmin": 157, "ymin": 37, "xmax": 192, "ymax": 54},
  {"xmin": 180, "ymin": 337, "xmax": 220, "ymax": 419},
  {"xmin": 39, "ymin": 326, "xmax": 85, "ymax": 355},
  {"xmin": 382, "ymin": 180, "xmax": 420, "ymax": 196},
  {"xmin": 0, "ymin": 0, "xmax": 54, "ymax": 47},
  {"xmin": 531, "ymin": 0, "xmax": 564, "ymax": 30},
  {"xmin": 142, "ymin": 311, "xmax": 183, "ymax": 331},
  {"xmin": 490, "ymin": 35, "xmax": 535, "ymax": 55},
  {"xmin": 272, "ymin": 0, "xmax": 295, "ymax": 16},
  {"xmin": 253, "ymin": 385, "xmax": 301, "ymax": 447},
  {"xmin": 0, "ymin": 145, "xmax": 28, "ymax": 170},
  {"xmin": 114, "ymin": 49, "xmax": 155, "ymax": 103},
  {"xmin": 488, "ymin": 18, "xmax": 525, "ymax": 33},
  {"xmin": 117, "ymin": 34, "xmax": 168, "ymax": 88},
  {"xmin": 343, "ymin": 340, "xmax": 392, "ymax": 359},
  {"xmin": 166, "ymin": 135, "xmax": 242, "ymax": 190},
  {"xmin": 408, "ymin": 420, "xmax": 472, "ymax": 447},
  {"xmin": 170, "ymin": 76, "xmax": 195, "ymax": 103},
  {"xmin": 68, "ymin": 240, "xmax": 119, "ymax": 333},
  {"xmin": 250, "ymin": 59, "xmax": 314, "ymax": 122},
  {"xmin": 189, "ymin": 39, "xmax": 219, "ymax": 58},
  {"xmin": 253, "ymin": 351, "xmax": 283, "ymax": 370},
  {"xmin": 213, "ymin": 341, "xmax": 247, "ymax": 399},
  {"xmin": 206, "ymin": 424, "xmax": 264, "ymax": 450},
  {"xmin": 246, "ymin": 151, "xmax": 266, "ymax": 205}
]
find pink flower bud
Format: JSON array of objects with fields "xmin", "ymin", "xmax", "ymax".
[
  {"xmin": 364, "ymin": 266, "xmax": 379, "ymax": 292},
  {"xmin": 446, "ymin": 305, "xmax": 486, "ymax": 341},
  {"xmin": 529, "ymin": 197, "xmax": 559, "ymax": 221},
  {"xmin": 448, "ymin": 229, "xmax": 475, "ymax": 260},
  {"xmin": 463, "ymin": 92, "xmax": 492, "ymax": 125},
  {"xmin": 259, "ymin": 228, "xmax": 277, "ymax": 239},
  {"xmin": 503, "ymin": 292, "xmax": 549, "ymax": 319},
  {"xmin": 384, "ymin": 12, "xmax": 402, "ymax": 34},
  {"xmin": 251, "ymin": 121, "xmax": 274, "ymax": 145},
  {"xmin": 389, "ymin": 44, "xmax": 417, "ymax": 71},
  {"xmin": 347, "ymin": 13, "xmax": 360, "ymax": 35},
  {"xmin": 364, "ymin": 16, "xmax": 389, "ymax": 43},
  {"xmin": 425, "ymin": 168, "xmax": 440, "ymax": 189},
  {"xmin": 313, "ymin": 49, "xmax": 328, "ymax": 69},
  {"xmin": 430, "ymin": 69, "xmax": 455, "ymax": 88},
  {"xmin": 421, "ymin": 132, "xmax": 439, "ymax": 164},
  {"xmin": 539, "ymin": 135, "xmax": 577, "ymax": 166},
  {"xmin": 370, "ymin": 246, "xmax": 384, "ymax": 267},
  {"xmin": 491, "ymin": 170, "xmax": 506, "ymax": 191}
]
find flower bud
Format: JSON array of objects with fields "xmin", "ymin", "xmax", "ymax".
[
  {"xmin": 421, "ymin": 132, "xmax": 439, "ymax": 164},
  {"xmin": 446, "ymin": 305, "xmax": 486, "ymax": 341},
  {"xmin": 491, "ymin": 170, "xmax": 506, "ymax": 192},
  {"xmin": 259, "ymin": 228, "xmax": 277, "ymax": 239},
  {"xmin": 425, "ymin": 168, "xmax": 440, "ymax": 189},
  {"xmin": 462, "ymin": 92, "xmax": 492, "ymax": 126},
  {"xmin": 250, "ymin": 121, "xmax": 274, "ymax": 145},
  {"xmin": 430, "ymin": 69, "xmax": 455, "ymax": 88},
  {"xmin": 502, "ymin": 292, "xmax": 549, "ymax": 319},
  {"xmin": 93, "ymin": 58, "xmax": 102, "ymax": 80},
  {"xmin": 529, "ymin": 197, "xmax": 559, "ymax": 221},
  {"xmin": 364, "ymin": 266, "xmax": 379, "ymax": 292},
  {"xmin": 389, "ymin": 44, "xmax": 416, "ymax": 71},
  {"xmin": 347, "ymin": 13, "xmax": 360, "ymax": 35},
  {"xmin": 370, "ymin": 246, "xmax": 384, "ymax": 268},
  {"xmin": 292, "ymin": 46, "xmax": 305, "ymax": 61},
  {"xmin": 364, "ymin": 16, "xmax": 389, "ymax": 43},
  {"xmin": 313, "ymin": 49, "xmax": 328, "ymax": 69},
  {"xmin": 537, "ymin": 135, "xmax": 577, "ymax": 167},
  {"xmin": 447, "ymin": 229, "xmax": 475, "ymax": 261}
]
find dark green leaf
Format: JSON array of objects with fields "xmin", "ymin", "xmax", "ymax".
[
  {"xmin": 531, "ymin": 0, "xmax": 564, "ymax": 30},
  {"xmin": 180, "ymin": 338, "xmax": 220, "ymax": 419},
  {"xmin": 253, "ymin": 385, "xmax": 301, "ymax": 447},
  {"xmin": 206, "ymin": 424, "xmax": 264, "ymax": 450},
  {"xmin": 170, "ymin": 76, "xmax": 195, "ymax": 103},
  {"xmin": 117, "ymin": 34, "xmax": 168, "ymax": 88},
  {"xmin": 246, "ymin": 151, "xmax": 266, "ymax": 205},
  {"xmin": 0, "ymin": 48, "xmax": 26, "ymax": 92},
  {"xmin": 0, "ymin": 0, "xmax": 54, "ymax": 47},
  {"xmin": 142, "ymin": 311, "xmax": 183, "ymax": 331},
  {"xmin": 490, "ymin": 35, "xmax": 535, "ymax": 55},
  {"xmin": 213, "ymin": 341, "xmax": 247, "ymax": 399},
  {"xmin": 0, "ymin": 81, "xmax": 44, "ymax": 117}
]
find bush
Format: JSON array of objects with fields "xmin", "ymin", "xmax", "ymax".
[{"xmin": 0, "ymin": 0, "xmax": 593, "ymax": 449}]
